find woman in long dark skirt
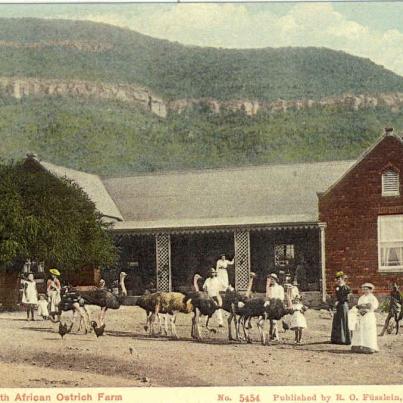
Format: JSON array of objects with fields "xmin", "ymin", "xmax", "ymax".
[{"xmin": 331, "ymin": 271, "xmax": 351, "ymax": 345}]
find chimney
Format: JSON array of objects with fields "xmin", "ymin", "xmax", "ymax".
[{"xmin": 384, "ymin": 127, "xmax": 394, "ymax": 136}]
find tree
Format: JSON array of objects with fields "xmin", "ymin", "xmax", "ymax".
[{"xmin": 0, "ymin": 158, "xmax": 117, "ymax": 273}]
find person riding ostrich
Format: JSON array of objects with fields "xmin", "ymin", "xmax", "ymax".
[{"xmin": 76, "ymin": 271, "xmax": 128, "ymax": 326}]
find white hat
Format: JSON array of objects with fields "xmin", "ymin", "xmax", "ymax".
[
  {"xmin": 269, "ymin": 273, "xmax": 279, "ymax": 281},
  {"xmin": 361, "ymin": 282, "xmax": 375, "ymax": 290}
]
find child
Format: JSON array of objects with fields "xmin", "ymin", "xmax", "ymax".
[
  {"xmin": 21, "ymin": 273, "xmax": 38, "ymax": 321},
  {"xmin": 37, "ymin": 294, "xmax": 49, "ymax": 320},
  {"xmin": 290, "ymin": 295, "xmax": 307, "ymax": 344}
]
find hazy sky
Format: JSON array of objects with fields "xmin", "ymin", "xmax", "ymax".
[{"xmin": 1, "ymin": 2, "xmax": 402, "ymax": 76}]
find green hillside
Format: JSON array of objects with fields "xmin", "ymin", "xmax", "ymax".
[
  {"xmin": 0, "ymin": 18, "xmax": 403, "ymax": 101},
  {"xmin": 1, "ymin": 96, "xmax": 402, "ymax": 176}
]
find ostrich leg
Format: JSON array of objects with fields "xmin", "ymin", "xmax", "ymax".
[
  {"xmin": 194, "ymin": 308, "xmax": 202, "ymax": 341},
  {"xmin": 227, "ymin": 312, "xmax": 234, "ymax": 340},
  {"xmin": 191, "ymin": 312, "xmax": 195, "ymax": 339},
  {"xmin": 396, "ymin": 313, "xmax": 400, "ymax": 335},
  {"xmin": 170, "ymin": 314, "xmax": 178, "ymax": 339},
  {"xmin": 72, "ymin": 303, "xmax": 90, "ymax": 334},
  {"xmin": 257, "ymin": 314, "xmax": 269, "ymax": 345},
  {"xmin": 380, "ymin": 313, "xmax": 392, "ymax": 336},
  {"xmin": 163, "ymin": 314, "xmax": 169, "ymax": 336},
  {"xmin": 241, "ymin": 316, "xmax": 251, "ymax": 343},
  {"xmin": 99, "ymin": 307, "xmax": 108, "ymax": 327}
]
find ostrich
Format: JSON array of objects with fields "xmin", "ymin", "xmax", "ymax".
[
  {"xmin": 49, "ymin": 287, "xmax": 91, "ymax": 333},
  {"xmin": 133, "ymin": 291, "xmax": 192, "ymax": 337},
  {"xmin": 237, "ymin": 297, "xmax": 292, "ymax": 345},
  {"xmin": 221, "ymin": 272, "xmax": 256, "ymax": 341},
  {"xmin": 184, "ymin": 274, "xmax": 220, "ymax": 341},
  {"xmin": 75, "ymin": 271, "xmax": 128, "ymax": 326}
]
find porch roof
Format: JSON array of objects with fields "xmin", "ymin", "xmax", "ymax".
[
  {"xmin": 111, "ymin": 214, "xmax": 319, "ymax": 233},
  {"xmin": 104, "ymin": 160, "xmax": 355, "ymax": 230}
]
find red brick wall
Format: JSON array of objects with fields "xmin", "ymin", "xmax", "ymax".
[
  {"xmin": 319, "ymin": 134, "xmax": 403, "ymax": 295},
  {"xmin": 0, "ymin": 272, "xmax": 20, "ymax": 309}
]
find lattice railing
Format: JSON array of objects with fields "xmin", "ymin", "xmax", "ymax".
[
  {"xmin": 234, "ymin": 229, "xmax": 250, "ymax": 290},
  {"xmin": 155, "ymin": 233, "xmax": 171, "ymax": 292}
]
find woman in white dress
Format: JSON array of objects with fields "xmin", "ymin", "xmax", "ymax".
[
  {"xmin": 21, "ymin": 273, "xmax": 38, "ymax": 321},
  {"xmin": 351, "ymin": 283, "xmax": 379, "ymax": 354},
  {"xmin": 216, "ymin": 254, "xmax": 234, "ymax": 291}
]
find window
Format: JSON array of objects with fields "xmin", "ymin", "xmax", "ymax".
[
  {"xmin": 378, "ymin": 215, "xmax": 403, "ymax": 272},
  {"xmin": 274, "ymin": 244, "xmax": 294, "ymax": 267},
  {"xmin": 382, "ymin": 169, "xmax": 399, "ymax": 196}
]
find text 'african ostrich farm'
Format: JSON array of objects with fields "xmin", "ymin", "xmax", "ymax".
[{"xmin": 0, "ymin": 393, "xmax": 123, "ymax": 402}]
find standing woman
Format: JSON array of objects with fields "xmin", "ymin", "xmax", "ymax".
[
  {"xmin": 331, "ymin": 271, "xmax": 351, "ymax": 345},
  {"xmin": 216, "ymin": 254, "xmax": 234, "ymax": 291},
  {"xmin": 351, "ymin": 283, "xmax": 379, "ymax": 354},
  {"xmin": 47, "ymin": 268, "xmax": 61, "ymax": 318},
  {"xmin": 21, "ymin": 273, "xmax": 38, "ymax": 321}
]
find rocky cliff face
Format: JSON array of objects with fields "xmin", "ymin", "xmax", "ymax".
[
  {"xmin": 1, "ymin": 76, "xmax": 402, "ymax": 118},
  {"xmin": 168, "ymin": 93, "xmax": 403, "ymax": 115},
  {"xmin": 0, "ymin": 76, "xmax": 167, "ymax": 117}
]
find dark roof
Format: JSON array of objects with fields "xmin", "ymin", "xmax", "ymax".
[
  {"xmin": 103, "ymin": 160, "xmax": 355, "ymax": 230},
  {"xmin": 38, "ymin": 160, "xmax": 123, "ymax": 221}
]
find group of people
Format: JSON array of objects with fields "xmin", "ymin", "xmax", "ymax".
[
  {"xmin": 330, "ymin": 271, "xmax": 401, "ymax": 354},
  {"xmin": 20, "ymin": 256, "xmax": 399, "ymax": 353},
  {"xmin": 204, "ymin": 255, "xmax": 400, "ymax": 351},
  {"xmin": 202, "ymin": 254, "xmax": 308, "ymax": 343},
  {"xmin": 20, "ymin": 268, "xmax": 62, "ymax": 321}
]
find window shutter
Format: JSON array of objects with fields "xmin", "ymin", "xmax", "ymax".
[{"xmin": 382, "ymin": 169, "xmax": 399, "ymax": 196}]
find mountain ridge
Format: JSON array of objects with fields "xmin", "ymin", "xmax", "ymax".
[
  {"xmin": 0, "ymin": 17, "xmax": 402, "ymax": 175},
  {"xmin": 1, "ymin": 17, "xmax": 403, "ymax": 102}
]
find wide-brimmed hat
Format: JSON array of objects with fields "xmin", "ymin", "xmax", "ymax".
[
  {"xmin": 268, "ymin": 273, "xmax": 279, "ymax": 281},
  {"xmin": 49, "ymin": 268, "xmax": 60, "ymax": 276},
  {"xmin": 361, "ymin": 283, "xmax": 375, "ymax": 290}
]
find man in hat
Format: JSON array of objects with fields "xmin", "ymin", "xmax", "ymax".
[
  {"xmin": 266, "ymin": 273, "xmax": 285, "ymax": 340},
  {"xmin": 216, "ymin": 254, "xmax": 234, "ymax": 292},
  {"xmin": 203, "ymin": 268, "xmax": 224, "ymax": 327}
]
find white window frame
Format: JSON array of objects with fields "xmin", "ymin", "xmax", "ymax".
[
  {"xmin": 378, "ymin": 215, "xmax": 403, "ymax": 272},
  {"xmin": 382, "ymin": 169, "xmax": 400, "ymax": 197}
]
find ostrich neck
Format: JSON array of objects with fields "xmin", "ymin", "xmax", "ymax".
[
  {"xmin": 120, "ymin": 276, "xmax": 127, "ymax": 297},
  {"xmin": 245, "ymin": 275, "xmax": 254, "ymax": 298},
  {"xmin": 193, "ymin": 276, "xmax": 200, "ymax": 292}
]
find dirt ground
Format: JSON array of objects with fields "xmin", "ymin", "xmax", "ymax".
[{"xmin": 0, "ymin": 305, "xmax": 402, "ymax": 387}]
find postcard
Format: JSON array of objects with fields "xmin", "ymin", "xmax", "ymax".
[{"xmin": 0, "ymin": 1, "xmax": 402, "ymax": 402}]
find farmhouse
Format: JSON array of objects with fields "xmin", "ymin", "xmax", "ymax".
[{"xmin": 6, "ymin": 128, "xmax": 403, "ymax": 307}]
